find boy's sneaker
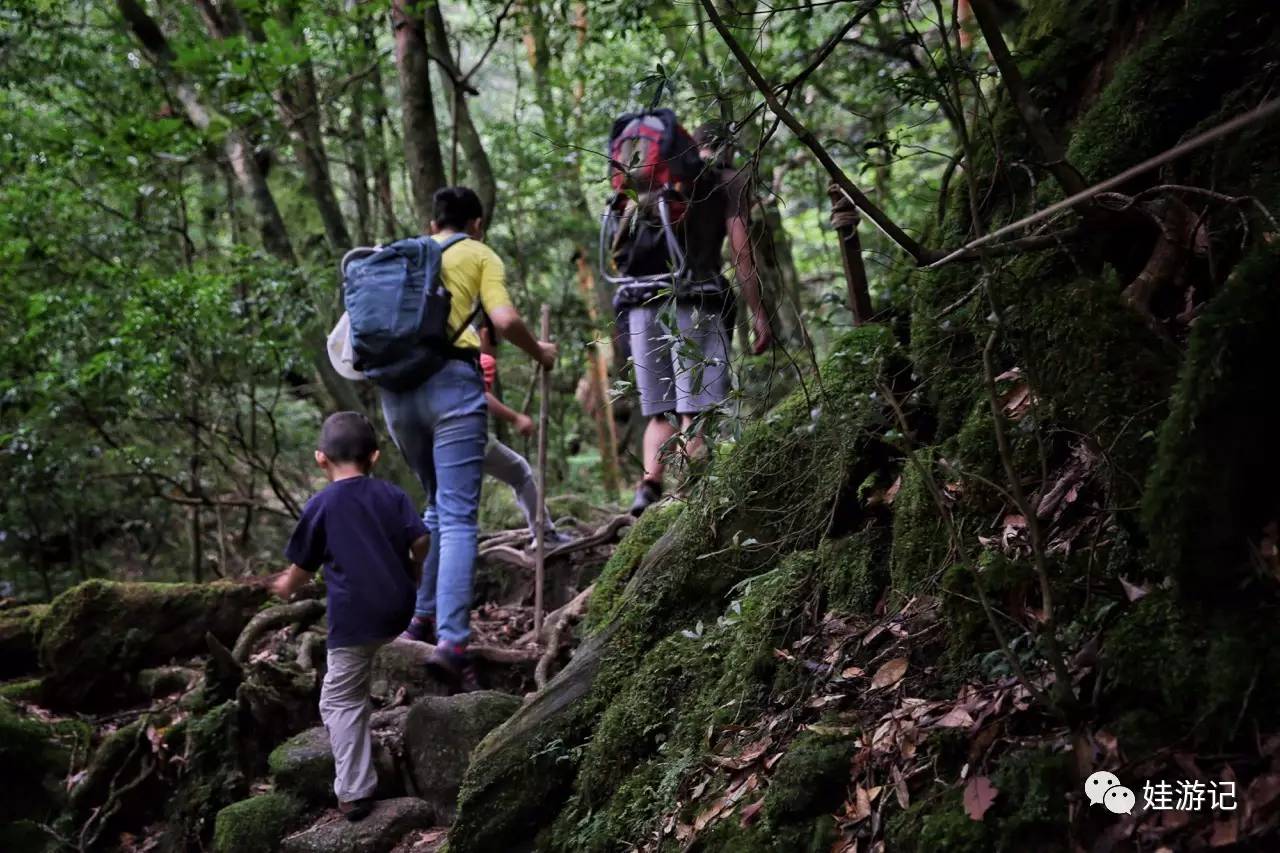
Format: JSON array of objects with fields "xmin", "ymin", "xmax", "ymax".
[
  {"xmin": 338, "ymin": 798, "xmax": 375, "ymax": 823},
  {"xmin": 629, "ymin": 479, "xmax": 663, "ymax": 517},
  {"xmin": 399, "ymin": 615, "xmax": 434, "ymax": 643},
  {"xmin": 426, "ymin": 644, "xmax": 482, "ymax": 693}
]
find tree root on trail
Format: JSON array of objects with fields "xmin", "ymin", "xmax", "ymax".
[
  {"xmin": 232, "ymin": 599, "xmax": 326, "ymax": 664},
  {"xmin": 480, "ymin": 514, "xmax": 634, "ymax": 571},
  {"xmin": 388, "ymin": 636, "xmax": 542, "ymax": 665},
  {"xmin": 520, "ymin": 583, "xmax": 593, "ymax": 647},
  {"xmin": 533, "ymin": 584, "xmax": 593, "ymax": 691}
]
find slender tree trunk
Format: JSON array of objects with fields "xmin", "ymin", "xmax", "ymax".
[
  {"xmin": 348, "ymin": 80, "xmax": 373, "ymax": 246},
  {"xmin": 423, "ymin": 1, "xmax": 498, "ymax": 221},
  {"xmin": 392, "ymin": 0, "xmax": 447, "ymax": 231},
  {"xmin": 365, "ymin": 25, "xmax": 400, "ymax": 240}
]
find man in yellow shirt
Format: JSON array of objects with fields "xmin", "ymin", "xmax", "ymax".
[{"xmin": 380, "ymin": 186, "xmax": 555, "ymax": 691}]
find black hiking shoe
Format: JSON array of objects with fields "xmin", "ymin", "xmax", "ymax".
[
  {"xmin": 338, "ymin": 798, "xmax": 375, "ymax": 823},
  {"xmin": 399, "ymin": 614, "xmax": 434, "ymax": 643},
  {"xmin": 426, "ymin": 644, "xmax": 482, "ymax": 694},
  {"xmin": 629, "ymin": 479, "xmax": 663, "ymax": 517}
]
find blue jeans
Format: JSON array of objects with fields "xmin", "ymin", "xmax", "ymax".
[{"xmin": 379, "ymin": 359, "xmax": 487, "ymax": 649}]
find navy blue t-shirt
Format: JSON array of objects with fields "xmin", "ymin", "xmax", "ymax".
[{"xmin": 284, "ymin": 476, "xmax": 427, "ymax": 648}]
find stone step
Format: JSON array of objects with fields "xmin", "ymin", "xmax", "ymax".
[{"xmin": 281, "ymin": 797, "xmax": 432, "ymax": 853}]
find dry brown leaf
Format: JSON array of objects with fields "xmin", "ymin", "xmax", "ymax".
[
  {"xmin": 1209, "ymin": 813, "xmax": 1239, "ymax": 847},
  {"xmin": 935, "ymin": 707, "xmax": 975, "ymax": 729},
  {"xmin": 885, "ymin": 476, "xmax": 902, "ymax": 505},
  {"xmin": 848, "ymin": 786, "xmax": 873, "ymax": 822},
  {"xmin": 840, "ymin": 666, "xmax": 865, "ymax": 679},
  {"xmin": 892, "ymin": 764, "xmax": 910, "ymax": 809},
  {"xmin": 1119, "ymin": 576, "xmax": 1150, "ymax": 602},
  {"xmin": 963, "ymin": 775, "xmax": 999, "ymax": 821},
  {"xmin": 739, "ymin": 798, "xmax": 765, "ymax": 827},
  {"xmin": 871, "ymin": 657, "xmax": 909, "ymax": 690},
  {"xmin": 693, "ymin": 796, "xmax": 730, "ymax": 832}
]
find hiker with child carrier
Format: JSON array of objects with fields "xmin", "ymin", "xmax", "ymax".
[
  {"xmin": 602, "ymin": 112, "xmax": 773, "ymax": 516},
  {"xmin": 286, "ymin": 186, "xmax": 554, "ymax": 822}
]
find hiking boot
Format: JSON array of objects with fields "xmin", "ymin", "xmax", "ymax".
[
  {"xmin": 425, "ymin": 644, "xmax": 482, "ymax": 694},
  {"xmin": 338, "ymin": 798, "xmax": 375, "ymax": 823},
  {"xmin": 629, "ymin": 479, "xmax": 663, "ymax": 517},
  {"xmin": 399, "ymin": 614, "xmax": 434, "ymax": 643}
]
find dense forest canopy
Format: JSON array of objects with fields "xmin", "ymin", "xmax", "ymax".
[{"xmin": 1, "ymin": 0, "xmax": 958, "ymax": 597}]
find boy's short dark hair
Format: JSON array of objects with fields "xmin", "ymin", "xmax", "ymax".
[
  {"xmin": 432, "ymin": 186, "xmax": 484, "ymax": 231},
  {"xmin": 319, "ymin": 411, "xmax": 378, "ymax": 467}
]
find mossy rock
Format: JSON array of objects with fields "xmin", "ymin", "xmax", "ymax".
[
  {"xmin": 1143, "ymin": 247, "xmax": 1280, "ymax": 593},
  {"xmin": 405, "ymin": 690, "xmax": 522, "ymax": 823},
  {"xmin": 0, "ymin": 603, "xmax": 46, "ymax": 679},
  {"xmin": 0, "ymin": 678, "xmax": 42, "ymax": 703},
  {"xmin": 38, "ymin": 579, "xmax": 270, "ymax": 709},
  {"xmin": 212, "ymin": 792, "xmax": 306, "ymax": 853},
  {"xmin": 887, "ymin": 749, "xmax": 1073, "ymax": 853},
  {"xmin": 1101, "ymin": 589, "xmax": 1280, "ymax": 749},
  {"xmin": 270, "ymin": 709, "xmax": 411, "ymax": 808},
  {"xmin": 280, "ymin": 797, "xmax": 432, "ymax": 853},
  {"xmin": 270, "ymin": 726, "xmax": 339, "ymax": 805},
  {"xmin": 584, "ymin": 500, "xmax": 683, "ymax": 633},
  {"xmin": 762, "ymin": 731, "xmax": 858, "ymax": 824},
  {"xmin": 0, "ymin": 700, "xmax": 83, "ymax": 825},
  {"xmin": 160, "ymin": 700, "xmax": 252, "ymax": 849}
]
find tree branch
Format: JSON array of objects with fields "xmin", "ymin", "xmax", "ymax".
[
  {"xmin": 697, "ymin": 0, "xmax": 937, "ymax": 265},
  {"xmin": 967, "ymin": 0, "xmax": 1086, "ymax": 197}
]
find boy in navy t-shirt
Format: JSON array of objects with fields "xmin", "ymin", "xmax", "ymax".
[{"xmin": 273, "ymin": 411, "xmax": 429, "ymax": 822}]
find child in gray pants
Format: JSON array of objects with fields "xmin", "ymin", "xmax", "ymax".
[{"xmin": 274, "ymin": 412, "xmax": 429, "ymax": 822}]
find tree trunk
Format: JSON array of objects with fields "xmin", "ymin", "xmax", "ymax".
[
  {"xmin": 423, "ymin": 2, "xmax": 498, "ymax": 222},
  {"xmin": 365, "ymin": 25, "xmax": 400, "ymax": 241},
  {"xmin": 392, "ymin": 0, "xmax": 447, "ymax": 232}
]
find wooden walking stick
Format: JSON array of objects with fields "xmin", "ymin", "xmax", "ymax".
[
  {"xmin": 533, "ymin": 303, "xmax": 552, "ymax": 636},
  {"xmin": 829, "ymin": 183, "xmax": 874, "ymax": 325}
]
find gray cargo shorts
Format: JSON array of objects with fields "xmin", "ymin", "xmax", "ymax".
[{"xmin": 628, "ymin": 298, "xmax": 732, "ymax": 417}]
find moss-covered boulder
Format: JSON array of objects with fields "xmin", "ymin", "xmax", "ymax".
[
  {"xmin": 0, "ymin": 700, "xmax": 85, "ymax": 827},
  {"xmin": 404, "ymin": 690, "xmax": 522, "ymax": 823},
  {"xmin": 212, "ymin": 792, "xmax": 307, "ymax": 853},
  {"xmin": 1143, "ymin": 246, "xmax": 1280, "ymax": 593},
  {"xmin": 38, "ymin": 579, "xmax": 270, "ymax": 708},
  {"xmin": 269, "ymin": 709, "xmax": 411, "ymax": 807},
  {"xmin": 280, "ymin": 797, "xmax": 432, "ymax": 853},
  {"xmin": 0, "ymin": 603, "xmax": 46, "ymax": 678}
]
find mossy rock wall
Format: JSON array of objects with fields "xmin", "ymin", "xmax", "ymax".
[
  {"xmin": 444, "ymin": 1, "xmax": 1280, "ymax": 849},
  {"xmin": 38, "ymin": 579, "xmax": 269, "ymax": 708}
]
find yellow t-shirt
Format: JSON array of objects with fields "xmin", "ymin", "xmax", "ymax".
[{"xmin": 432, "ymin": 234, "xmax": 513, "ymax": 350}]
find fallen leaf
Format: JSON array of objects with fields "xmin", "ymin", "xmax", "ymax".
[
  {"xmin": 963, "ymin": 775, "xmax": 999, "ymax": 821},
  {"xmin": 1119, "ymin": 576, "xmax": 1150, "ymax": 602},
  {"xmin": 840, "ymin": 666, "xmax": 865, "ymax": 679},
  {"xmin": 892, "ymin": 764, "xmax": 910, "ymax": 809},
  {"xmin": 935, "ymin": 707, "xmax": 975, "ymax": 729},
  {"xmin": 739, "ymin": 798, "xmax": 765, "ymax": 827},
  {"xmin": 885, "ymin": 476, "xmax": 902, "ymax": 505},
  {"xmin": 1209, "ymin": 813, "xmax": 1239, "ymax": 847},
  {"xmin": 871, "ymin": 657, "xmax": 909, "ymax": 690},
  {"xmin": 694, "ymin": 796, "xmax": 729, "ymax": 832}
]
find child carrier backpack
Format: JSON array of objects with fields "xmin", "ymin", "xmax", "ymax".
[
  {"xmin": 340, "ymin": 234, "xmax": 474, "ymax": 392},
  {"xmin": 601, "ymin": 109, "xmax": 705, "ymax": 300}
]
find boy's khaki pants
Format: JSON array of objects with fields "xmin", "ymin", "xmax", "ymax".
[{"xmin": 320, "ymin": 641, "xmax": 387, "ymax": 802}]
